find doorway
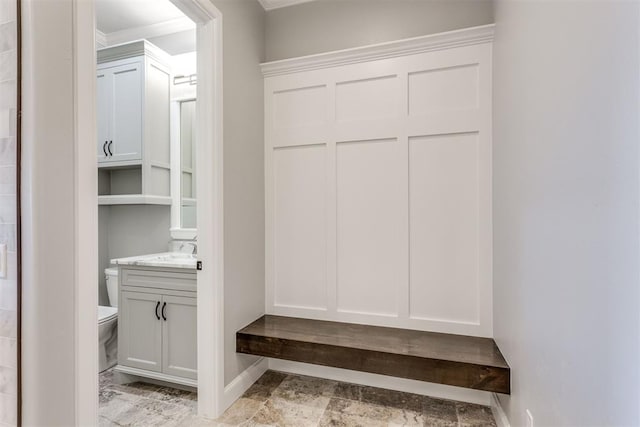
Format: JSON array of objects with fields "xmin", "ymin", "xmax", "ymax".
[
  {"xmin": 20, "ymin": 0, "xmax": 224, "ymax": 423},
  {"xmin": 92, "ymin": 0, "xmax": 225, "ymax": 421}
]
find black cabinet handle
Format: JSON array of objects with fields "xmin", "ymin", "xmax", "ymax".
[
  {"xmin": 155, "ymin": 301, "xmax": 161, "ymax": 320},
  {"xmin": 162, "ymin": 302, "xmax": 167, "ymax": 321},
  {"xmin": 108, "ymin": 140, "xmax": 113, "ymax": 156},
  {"xmin": 103, "ymin": 141, "xmax": 108, "ymax": 157}
]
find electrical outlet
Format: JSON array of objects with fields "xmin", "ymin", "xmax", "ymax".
[{"xmin": 526, "ymin": 409, "xmax": 534, "ymax": 427}]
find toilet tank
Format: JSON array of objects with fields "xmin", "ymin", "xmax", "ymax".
[{"xmin": 105, "ymin": 267, "xmax": 118, "ymax": 307}]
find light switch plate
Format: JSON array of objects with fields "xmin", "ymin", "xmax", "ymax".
[{"xmin": 0, "ymin": 244, "xmax": 7, "ymax": 278}]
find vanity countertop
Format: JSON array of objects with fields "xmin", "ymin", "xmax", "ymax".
[{"xmin": 111, "ymin": 252, "xmax": 197, "ymax": 270}]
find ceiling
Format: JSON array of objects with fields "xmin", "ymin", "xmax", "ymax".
[
  {"xmin": 96, "ymin": 0, "xmax": 196, "ymax": 55},
  {"xmin": 95, "ymin": 0, "xmax": 319, "ymax": 55},
  {"xmin": 96, "ymin": 0, "xmax": 186, "ymax": 33},
  {"xmin": 96, "ymin": 0, "xmax": 319, "ymax": 31}
]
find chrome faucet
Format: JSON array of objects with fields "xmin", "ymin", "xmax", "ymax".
[{"xmin": 178, "ymin": 240, "xmax": 197, "ymax": 255}]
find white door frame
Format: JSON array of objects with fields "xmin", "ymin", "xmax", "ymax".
[
  {"xmin": 73, "ymin": 0, "xmax": 225, "ymax": 422},
  {"xmin": 173, "ymin": 0, "xmax": 226, "ymax": 418}
]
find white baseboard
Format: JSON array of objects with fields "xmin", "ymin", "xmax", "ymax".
[
  {"xmin": 218, "ymin": 357, "xmax": 505, "ymax": 417},
  {"xmin": 268, "ymin": 359, "xmax": 491, "ymax": 406},
  {"xmin": 222, "ymin": 357, "xmax": 269, "ymax": 411},
  {"xmin": 113, "ymin": 364, "xmax": 197, "ymax": 388},
  {"xmin": 491, "ymin": 393, "xmax": 511, "ymax": 427}
]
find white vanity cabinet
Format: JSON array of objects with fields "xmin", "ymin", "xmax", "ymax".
[
  {"xmin": 119, "ymin": 290, "xmax": 163, "ymax": 372},
  {"xmin": 116, "ymin": 267, "xmax": 197, "ymax": 387},
  {"xmin": 161, "ymin": 295, "xmax": 197, "ymax": 379}
]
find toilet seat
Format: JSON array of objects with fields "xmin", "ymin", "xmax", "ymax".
[{"xmin": 98, "ymin": 305, "xmax": 118, "ymax": 324}]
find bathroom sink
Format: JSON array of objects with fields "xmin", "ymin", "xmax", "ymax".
[{"xmin": 111, "ymin": 252, "xmax": 198, "ymax": 270}]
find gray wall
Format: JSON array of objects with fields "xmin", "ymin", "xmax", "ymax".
[
  {"xmin": 265, "ymin": 0, "xmax": 493, "ymax": 61},
  {"xmin": 98, "ymin": 205, "xmax": 172, "ymax": 306},
  {"xmin": 210, "ymin": 0, "xmax": 266, "ymax": 386},
  {"xmin": 492, "ymin": 1, "xmax": 640, "ymax": 426},
  {"xmin": 98, "ymin": 206, "xmax": 110, "ymax": 305}
]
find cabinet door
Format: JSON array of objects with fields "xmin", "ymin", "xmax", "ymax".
[
  {"xmin": 162, "ymin": 295, "xmax": 197, "ymax": 380},
  {"xmin": 96, "ymin": 69, "xmax": 111, "ymax": 163},
  {"xmin": 119, "ymin": 291, "xmax": 162, "ymax": 372},
  {"xmin": 109, "ymin": 62, "xmax": 143, "ymax": 163}
]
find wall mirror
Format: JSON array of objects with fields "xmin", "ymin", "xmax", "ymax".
[
  {"xmin": 171, "ymin": 97, "xmax": 197, "ymax": 239},
  {"xmin": 180, "ymin": 99, "xmax": 197, "ymax": 228}
]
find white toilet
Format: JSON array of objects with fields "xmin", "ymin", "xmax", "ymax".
[{"xmin": 99, "ymin": 267, "xmax": 118, "ymax": 373}]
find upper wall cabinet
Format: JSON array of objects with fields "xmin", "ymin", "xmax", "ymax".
[
  {"xmin": 97, "ymin": 60, "xmax": 144, "ymax": 164},
  {"xmin": 97, "ymin": 41, "xmax": 172, "ymax": 205}
]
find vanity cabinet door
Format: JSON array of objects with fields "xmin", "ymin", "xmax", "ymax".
[
  {"xmin": 161, "ymin": 295, "xmax": 197, "ymax": 380},
  {"xmin": 119, "ymin": 290, "xmax": 163, "ymax": 372}
]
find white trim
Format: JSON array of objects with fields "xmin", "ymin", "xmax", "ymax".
[
  {"xmin": 491, "ymin": 393, "xmax": 511, "ymax": 427},
  {"xmin": 170, "ymin": 227, "xmax": 198, "ymax": 241},
  {"xmin": 168, "ymin": 0, "xmax": 226, "ymax": 419},
  {"xmin": 74, "ymin": 0, "xmax": 99, "ymax": 424},
  {"xmin": 97, "ymin": 195, "xmax": 172, "ymax": 205},
  {"xmin": 97, "ymin": 39, "xmax": 171, "ymax": 66},
  {"xmin": 95, "ymin": 29, "xmax": 107, "ymax": 48},
  {"xmin": 171, "ymin": 99, "xmax": 182, "ymax": 233},
  {"xmin": 99, "ymin": 17, "xmax": 195, "ymax": 47},
  {"xmin": 269, "ymin": 359, "xmax": 491, "ymax": 406},
  {"xmin": 258, "ymin": 0, "xmax": 316, "ymax": 11},
  {"xmin": 260, "ymin": 24, "xmax": 495, "ymax": 77},
  {"xmin": 170, "ymin": 96, "xmax": 198, "ymax": 240},
  {"xmin": 114, "ymin": 365, "xmax": 198, "ymax": 388},
  {"xmin": 222, "ymin": 358, "xmax": 269, "ymax": 409}
]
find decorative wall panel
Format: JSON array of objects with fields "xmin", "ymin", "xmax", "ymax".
[
  {"xmin": 336, "ymin": 139, "xmax": 403, "ymax": 316},
  {"xmin": 273, "ymin": 144, "xmax": 327, "ymax": 310},
  {"xmin": 265, "ymin": 30, "xmax": 493, "ymax": 337}
]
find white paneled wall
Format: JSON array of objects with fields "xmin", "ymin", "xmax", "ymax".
[
  {"xmin": 336, "ymin": 138, "xmax": 405, "ymax": 317},
  {"xmin": 273, "ymin": 144, "xmax": 327, "ymax": 310},
  {"xmin": 265, "ymin": 28, "xmax": 493, "ymax": 337},
  {"xmin": 409, "ymin": 133, "xmax": 482, "ymax": 325}
]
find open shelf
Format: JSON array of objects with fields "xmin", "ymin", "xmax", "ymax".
[
  {"xmin": 98, "ymin": 195, "xmax": 172, "ymax": 206},
  {"xmin": 98, "ymin": 165, "xmax": 171, "ymax": 206}
]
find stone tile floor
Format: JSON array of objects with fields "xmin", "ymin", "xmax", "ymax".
[{"xmin": 99, "ymin": 369, "xmax": 497, "ymax": 426}]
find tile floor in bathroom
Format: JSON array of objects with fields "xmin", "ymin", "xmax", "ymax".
[{"xmin": 99, "ymin": 369, "xmax": 497, "ymax": 426}]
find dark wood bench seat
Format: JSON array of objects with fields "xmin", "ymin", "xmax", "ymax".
[{"xmin": 236, "ymin": 315, "xmax": 510, "ymax": 394}]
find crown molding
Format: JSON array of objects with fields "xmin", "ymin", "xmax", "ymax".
[
  {"xmin": 258, "ymin": 0, "xmax": 316, "ymax": 11},
  {"xmin": 95, "ymin": 29, "xmax": 107, "ymax": 48},
  {"xmin": 97, "ymin": 39, "xmax": 171, "ymax": 66},
  {"xmin": 98, "ymin": 17, "xmax": 195, "ymax": 48},
  {"xmin": 261, "ymin": 24, "xmax": 495, "ymax": 77}
]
